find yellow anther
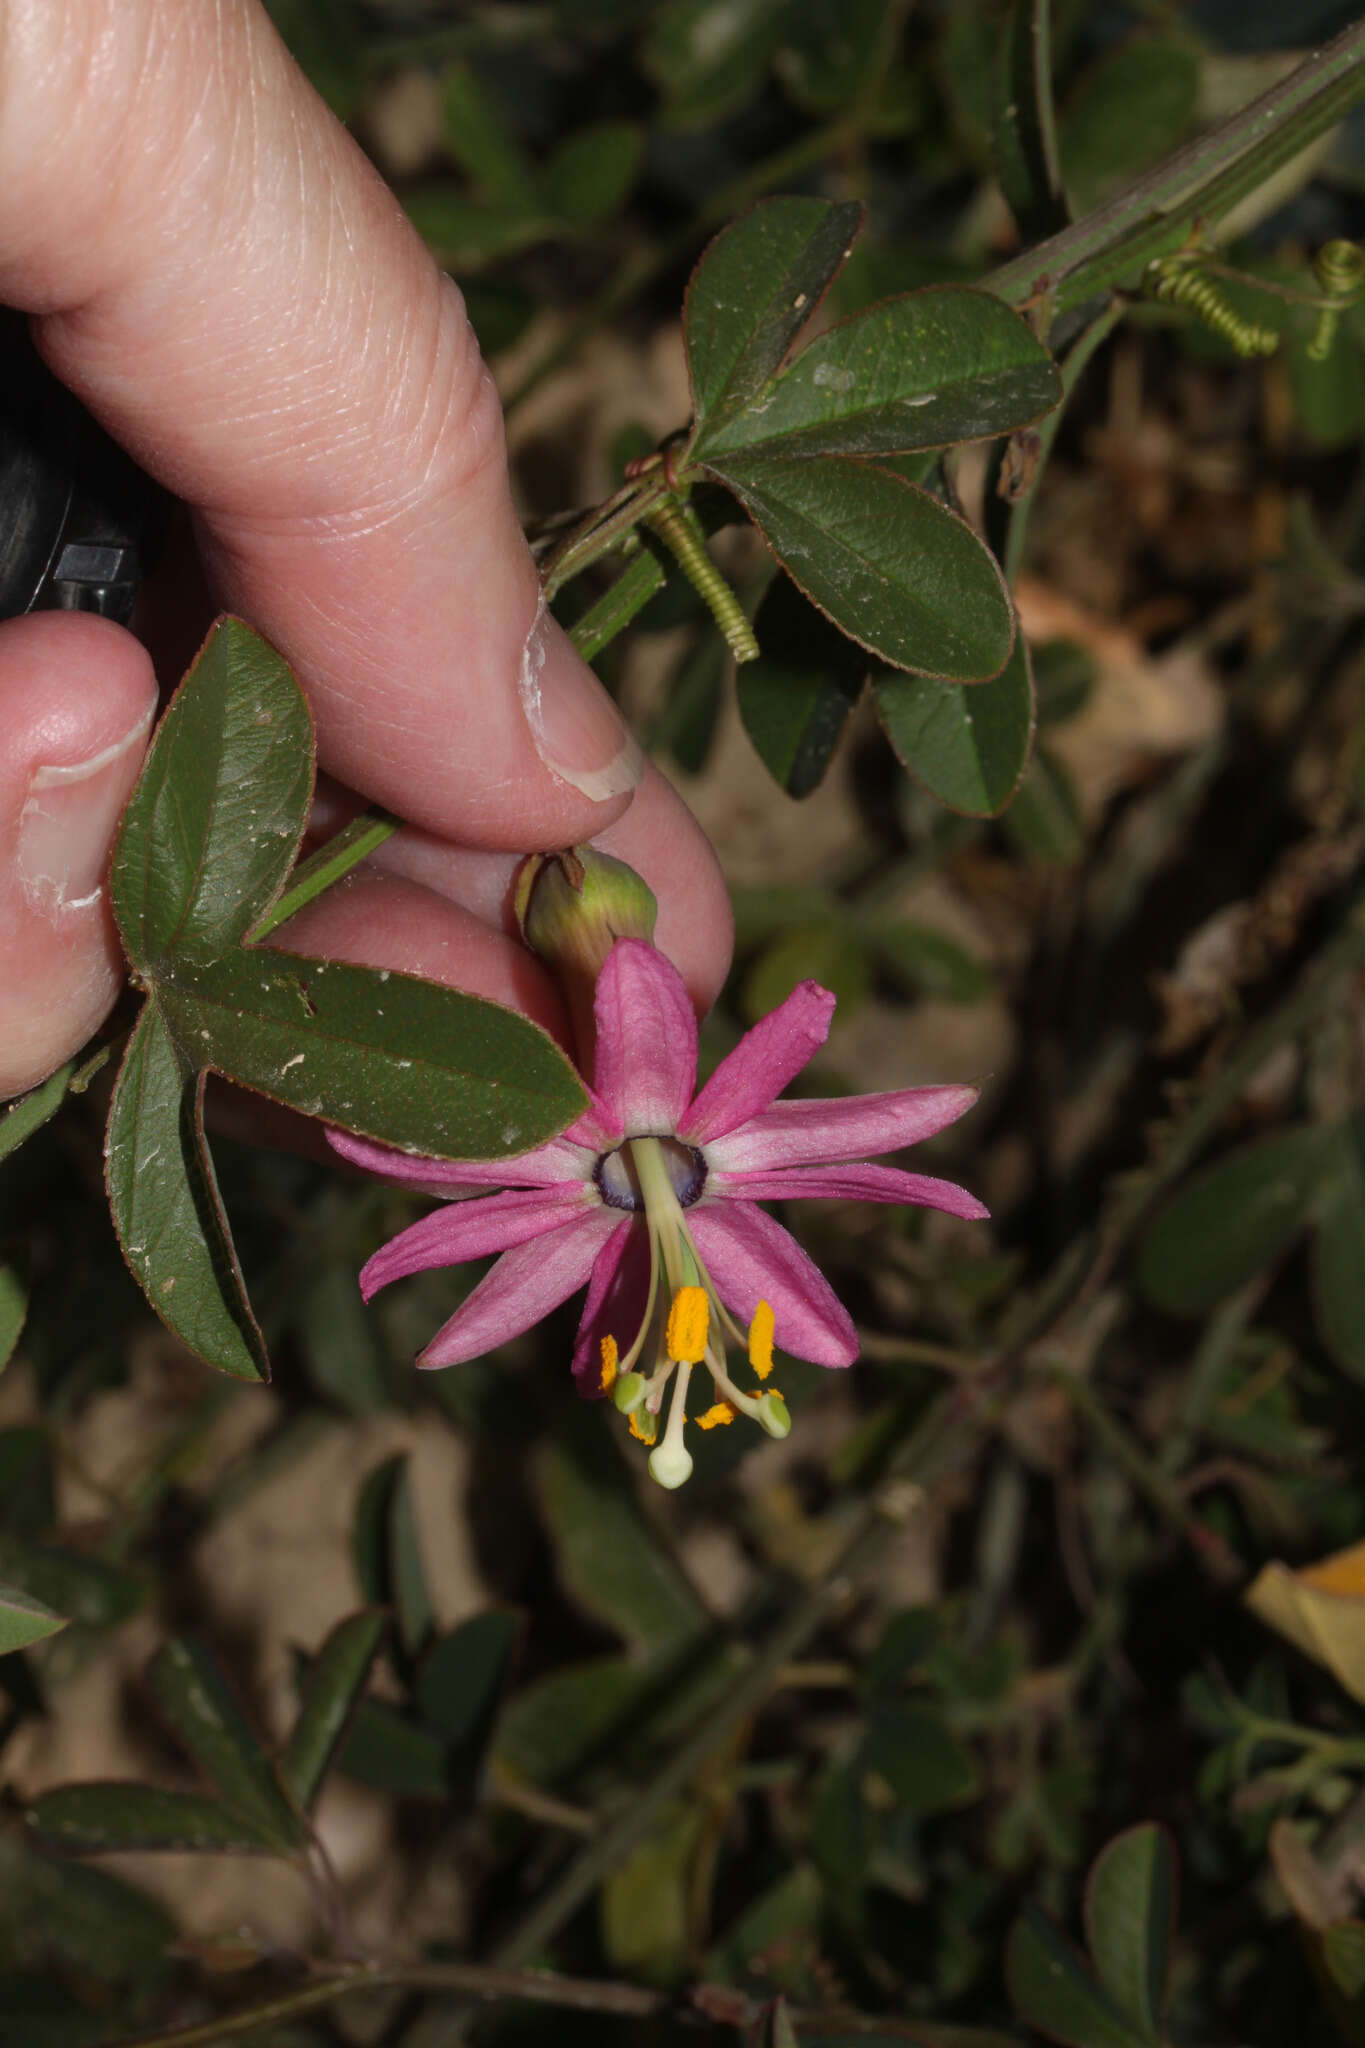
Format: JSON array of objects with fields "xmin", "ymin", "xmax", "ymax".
[
  {"xmin": 697, "ymin": 1401, "xmax": 737, "ymax": 1431},
  {"xmin": 599, "ymin": 1335, "xmax": 618, "ymax": 1393},
  {"xmin": 628, "ymin": 1406, "xmax": 658, "ymax": 1444},
  {"xmin": 748, "ymin": 1300, "xmax": 775, "ymax": 1378},
  {"xmin": 666, "ymin": 1285, "xmax": 710, "ymax": 1364},
  {"xmin": 753, "ymin": 1384, "xmax": 783, "ymax": 1403}
]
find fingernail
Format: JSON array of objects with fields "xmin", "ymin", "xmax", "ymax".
[
  {"xmin": 520, "ymin": 602, "xmax": 643, "ymax": 802},
  {"xmin": 18, "ymin": 709, "xmax": 154, "ymax": 912}
]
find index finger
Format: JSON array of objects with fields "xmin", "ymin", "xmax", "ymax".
[{"xmin": 0, "ymin": 0, "xmax": 643, "ymax": 849}]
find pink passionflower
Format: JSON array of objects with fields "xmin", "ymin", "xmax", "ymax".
[{"xmin": 330, "ymin": 939, "xmax": 986, "ymax": 1487}]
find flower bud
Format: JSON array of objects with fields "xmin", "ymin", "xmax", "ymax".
[
  {"xmin": 515, "ymin": 848, "xmax": 658, "ymax": 1066},
  {"xmin": 515, "ymin": 848, "xmax": 657, "ymax": 978}
]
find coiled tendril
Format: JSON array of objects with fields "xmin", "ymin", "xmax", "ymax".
[
  {"xmin": 1145, "ymin": 253, "xmax": 1279, "ymax": 359},
  {"xmin": 1308, "ymin": 240, "xmax": 1365, "ymax": 363}
]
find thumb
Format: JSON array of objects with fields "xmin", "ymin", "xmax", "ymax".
[{"xmin": 0, "ymin": 614, "xmax": 157, "ymax": 1100}]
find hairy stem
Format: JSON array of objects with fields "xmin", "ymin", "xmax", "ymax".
[
  {"xmin": 246, "ymin": 811, "xmax": 400, "ymax": 945},
  {"xmin": 987, "ymin": 20, "xmax": 1365, "ymax": 315},
  {"xmin": 1044, "ymin": 1359, "xmax": 1241, "ymax": 1585}
]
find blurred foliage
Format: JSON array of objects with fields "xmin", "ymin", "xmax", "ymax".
[{"xmin": 9, "ymin": 2, "xmax": 1365, "ymax": 2046}]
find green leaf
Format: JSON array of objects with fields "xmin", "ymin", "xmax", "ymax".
[
  {"xmin": 777, "ymin": 0, "xmax": 893, "ymax": 115},
  {"xmin": 294, "ymin": 1261, "xmax": 390, "ymax": 1415},
  {"xmin": 1034, "ymin": 639, "xmax": 1098, "ymax": 726},
  {"xmin": 601, "ymin": 1801, "xmax": 704, "ymax": 1985},
  {"xmin": 105, "ymin": 1002, "xmax": 267, "ymax": 1382},
  {"xmin": 260, "ymin": 0, "xmax": 365, "ymax": 121},
  {"xmin": 101, "ymin": 614, "xmax": 586, "ymax": 1381},
  {"xmin": 282, "ymin": 1610, "xmax": 387, "ymax": 1811},
  {"xmin": 1139, "ymin": 1126, "xmax": 1331, "ymax": 1315},
  {"xmin": 352, "ymin": 1455, "xmax": 432, "ymax": 1660},
  {"xmin": 709, "ymin": 454, "xmax": 1014, "ymax": 680},
  {"xmin": 416, "ymin": 1610, "xmax": 521, "ymax": 1751},
  {"xmin": 29, "ymin": 1783, "xmax": 279, "ymax": 1856},
  {"xmin": 811, "ymin": 1753, "xmax": 872, "ymax": 1889},
  {"xmin": 1288, "ymin": 318, "xmax": 1365, "ymax": 448},
  {"xmin": 0, "ymin": 1259, "xmax": 25, "ymax": 1370},
  {"xmin": 1322, "ymin": 1921, "xmax": 1365, "ymax": 2000},
  {"xmin": 0, "ymin": 1583, "xmax": 67, "ymax": 1656},
  {"xmin": 994, "ymin": 0, "xmax": 1067, "ymax": 241},
  {"xmin": 861, "ymin": 1606, "xmax": 941, "ymax": 1694},
  {"xmin": 641, "ymin": 0, "xmax": 786, "ymax": 129},
  {"xmin": 157, "ymin": 947, "xmax": 585, "ymax": 1161},
  {"xmin": 402, "ymin": 190, "xmax": 546, "ymax": 270},
  {"xmin": 742, "ymin": 925, "xmax": 870, "ymax": 1023},
  {"xmin": 859, "ymin": 1702, "xmax": 980, "ymax": 1816},
  {"xmin": 1311, "ymin": 1113, "xmax": 1365, "ymax": 1380},
  {"xmin": 869, "ymin": 922, "xmax": 992, "ymax": 1003},
  {"xmin": 494, "ymin": 1654, "xmax": 653, "ymax": 1788},
  {"xmin": 648, "ymin": 623, "xmax": 727, "ymax": 775},
  {"xmin": 693, "ymin": 289, "xmax": 1059, "ymax": 464},
  {"xmin": 0, "ymin": 1835, "xmax": 175, "ymax": 1992},
  {"xmin": 0, "ymin": 1426, "xmax": 54, "ymax": 1535},
  {"xmin": 546, "ymin": 121, "xmax": 644, "ymax": 226},
  {"xmin": 110, "ymin": 618, "xmax": 313, "ymax": 972},
  {"xmin": 463, "ymin": 278, "xmax": 536, "ymax": 360},
  {"xmin": 1006, "ymin": 1905, "xmax": 1148, "ymax": 2048},
  {"xmin": 537, "ymin": 1409, "xmax": 707, "ymax": 1656},
  {"xmin": 335, "ymin": 1696, "xmax": 451, "ymax": 1799},
  {"xmin": 707, "ymin": 1860, "xmax": 822, "ymax": 1981},
  {"xmin": 0, "ymin": 1060, "xmax": 75, "ymax": 1166},
  {"xmin": 1060, "ymin": 37, "xmax": 1199, "ymax": 215},
  {"xmin": 0, "ymin": 1537, "xmax": 143, "ymax": 1629},
  {"xmin": 684, "ymin": 196, "xmax": 863, "ymax": 436},
  {"xmin": 1002, "ymin": 743, "xmax": 1085, "ymax": 862},
  {"xmin": 738, "ymin": 574, "xmax": 865, "ymax": 795},
  {"xmin": 874, "ymin": 632, "xmax": 1035, "ymax": 813},
  {"xmin": 440, "ymin": 61, "xmax": 540, "ymax": 208},
  {"xmin": 1084, "ymin": 1825, "xmax": 1176, "ymax": 2045},
  {"xmin": 148, "ymin": 1638, "xmax": 302, "ymax": 1851}
]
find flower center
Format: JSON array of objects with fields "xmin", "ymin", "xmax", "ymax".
[
  {"xmin": 594, "ymin": 1134, "xmax": 788, "ymax": 1491},
  {"xmin": 594, "ymin": 1137, "xmax": 707, "ymax": 1212}
]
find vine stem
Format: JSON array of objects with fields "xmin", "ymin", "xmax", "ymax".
[
  {"xmin": 104, "ymin": 1959, "xmax": 969, "ymax": 2047},
  {"xmin": 246, "ymin": 811, "xmax": 399, "ymax": 945},
  {"xmin": 1042, "ymin": 1360, "xmax": 1241, "ymax": 1586},
  {"xmin": 106, "ymin": 1962, "xmax": 668, "ymax": 2047},
  {"xmin": 986, "ymin": 19, "xmax": 1365, "ymax": 316}
]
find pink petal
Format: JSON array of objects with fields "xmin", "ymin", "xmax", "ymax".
[
  {"xmin": 713, "ymin": 1161, "xmax": 989, "ymax": 1221},
  {"xmin": 570, "ymin": 1218, "xmax": 652, "ymax": 1396},
  {"xmin": 329, "ymin": 1125, "xmax": 596, "ymax": 1192},
  {"xmin": 359, "ymin": 1184, "xmax": 599, "ymax": 1300},
  {"xmin": 593, "ymin": 940, "xmax": 697, "ymax": 1134},
  {"xmin": 688, "ymin": 1200, "xmax": 857, "ymax": 1368},
  {"xmin": 562, "ymin": 1085, "xmax": 624, "ymax": 1151},
  {"xmin": 419, "ymin": 1210, "xmax": 619, "ymax": 1367},
  {"xmin": 705, "ymin": 1084, "xmax": 979, "ymax": 1175},
  {"xmin": 683, "ymin": 981, "xmax": 835, "ymax": 1144}
]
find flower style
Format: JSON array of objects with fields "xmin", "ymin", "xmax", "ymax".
[{"xmin": 330, "ymin": 940, "xmax": 987, "ymax": 1488}]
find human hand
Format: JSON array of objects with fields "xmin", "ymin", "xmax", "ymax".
[{"xmin": 0, "ymin": 0, "xmax": 732, "ymax": 1103}]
